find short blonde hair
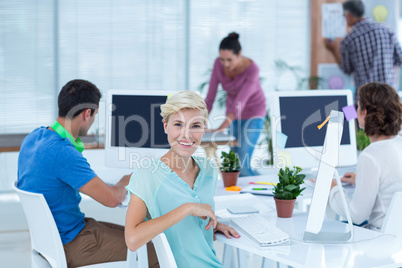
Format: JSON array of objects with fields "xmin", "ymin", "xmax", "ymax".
[{"xmin": 160, "ymin": 91, "xmax": 208, "ymax": 122}]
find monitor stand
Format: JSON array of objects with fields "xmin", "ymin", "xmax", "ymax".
[{"xmin": 303, "ymin": 169, "xmax": 354, "ymax": 243}]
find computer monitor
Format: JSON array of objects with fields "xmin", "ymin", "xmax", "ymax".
[
  {"xmin": 105, "ymin": 90, "xmax": 174, "ymax": 169},
  {"xmin": 268, "ymin": 90, "xmax": 357, "ymax": 169},
  {"xmin": 303, "ymin": 110, "xmax": 353, "ymax": 243}
]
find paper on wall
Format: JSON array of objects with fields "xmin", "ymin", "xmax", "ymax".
[{"xmin": 322, "ymin": 3, "xmax": 346, "ymax": 38}]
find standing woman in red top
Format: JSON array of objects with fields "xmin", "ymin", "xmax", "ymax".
[{"xmin": 205, "ymin": 32, "xmax": 266, "ymax": 177}]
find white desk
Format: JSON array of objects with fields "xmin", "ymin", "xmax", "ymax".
[
  {"xmin": 214, "ymin": 194, "xmax": 402, "ymax": 268},
  {"xmin": 84, "ymin": 150, "xmax": 402, "ymax": 268},
  {"xmin": 215, "ymin": 170, "xmax": 356, "ymax": 219}
]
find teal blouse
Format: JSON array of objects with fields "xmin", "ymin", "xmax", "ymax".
[{"xmin": 126, "ymin": 156, "xmax": 223, "ymax": 268}]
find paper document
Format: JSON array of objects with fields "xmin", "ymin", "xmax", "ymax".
[{"xmin": 322, "ymin": 3, "xmax": 346, "ymax": 38}]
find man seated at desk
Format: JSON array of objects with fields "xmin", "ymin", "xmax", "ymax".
[{"xmin": 17, "ymin": 79, "xmax": 158, "ymax": 267}]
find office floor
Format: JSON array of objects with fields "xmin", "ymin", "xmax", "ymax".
[{"xmin": 0, "ymin": 147, "xmax": 275, "ymax": 268}]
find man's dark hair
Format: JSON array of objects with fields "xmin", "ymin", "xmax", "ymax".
[
  {"xmin": 58, "ymin": 79, "xmax": 102, "ymax": 118},
  {"xmin": 343, "ymin": 0, "xmax": 365, "ymax": 18}
]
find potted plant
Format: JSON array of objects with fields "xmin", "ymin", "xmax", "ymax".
[
  {"xmin": 273, "ymin": 166, "xmax": 306, "ymax": 218},
  {"xmin": 220, "ymin": 150, "xmax": 240, "ymax": 187}
]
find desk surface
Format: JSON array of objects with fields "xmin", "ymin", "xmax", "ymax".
[
  {"xmin": 215, "ymin": 169, "xmax": 355, "ymax": 201},
  {"xmin": 0, "ymin": 134, "xmax": 103, "ymax": 152},
  {"xmin": 214, "ymin": 194, "xmax": 402, "ymax": 268},
  {"xmin": 84, "ymin": 149, "xmax": 400, "ymax": 268}
]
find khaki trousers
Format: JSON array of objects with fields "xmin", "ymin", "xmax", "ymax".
[{"xmin": 63, "ymin": 218, "xmax": 159, "ymax": 268}]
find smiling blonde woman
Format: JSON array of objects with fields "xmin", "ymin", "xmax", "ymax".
[{"xmin": 125, "ymin": 90, "xmax": 240, "ymax": 268}]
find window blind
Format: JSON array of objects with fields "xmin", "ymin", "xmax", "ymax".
[
  {"xmin": 189, "ymin": 0, "xmax": 311, "ymax": 95},
  {"xmin": 58, "ymin": 0, "xmax": 187, "ymax": 95},
  {"xmin": 0, "ymin": 0, "xmax": 56, "ymax": 134},
  {"xmin": 0, "ymin": 0, "xmax": 310, "ymax": 135}
]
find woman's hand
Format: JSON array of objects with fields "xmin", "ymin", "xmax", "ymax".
[
  {"xmin": 341, "ymin": 172, "xmax": 356, "ymax": 185},
  {"xmin": 189, "ymin": 203, "xmax": 218, "ymax": 231},
  {"xmin": 213, "ymin": 222, "xmax": 240, "ymax": 241}
]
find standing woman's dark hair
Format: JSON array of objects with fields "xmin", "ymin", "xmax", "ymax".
[
  {"xmin": 358, "ymin": 82, "xmax": 402, "ymax": 136},
  {"xmin": 219, "ymin": 32, "xmax": 242, "ymax": 55}
]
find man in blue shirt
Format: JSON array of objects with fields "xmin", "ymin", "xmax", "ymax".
[
  {"xmin": 17, "ymin": 79, "xmax": 158, "ymax": 267},
  {"xmin": 324, "ymin": 0, "xmax": 402, "ymax": 102}
]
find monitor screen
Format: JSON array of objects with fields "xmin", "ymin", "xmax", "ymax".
[
  {"xmin": 105, "ymin": 90, "xmax": 174, "ymax": 169},
  {"xmin": 279, "ymin": 96, "xmax": 350, "ymax": 148},
  {"xmin": 269, "ymin": 90, "xmax": 357, "ymax": 169},
  {"xmin": 110, "ymin": 95, "xmax": 168, "ymax": 148}
]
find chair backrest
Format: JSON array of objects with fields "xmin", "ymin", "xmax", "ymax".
[
  {"xmin": 152, "ymin": 233, "xmax": 177, "ymax": 268},
  {"xmin": 135, "ymin": 233, "xmax": 177, "ymax": 268},
  {"xmin": 13, "ymin": 182, "xmax": 67, "ymax": 268},
  {"xmin": 381, "ymin": 191, "xmax": 402, "ymax": 236}
]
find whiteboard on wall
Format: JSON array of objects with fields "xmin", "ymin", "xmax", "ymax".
[
  {"xmin": 318, "ymin": 63, "xmax": 354, "ymax": 92},
  {"xmin": 321, "ymin": 3, "xmax": 347, "ymax": 38},
  {"xmin": 363, "ymin": 0, "xmax": 398, "ymax": 33}
]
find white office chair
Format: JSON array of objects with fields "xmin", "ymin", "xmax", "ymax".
[
  {"xmin": 133, "ymin": 232, "xmax": 177, "ymax": 268},
  {"xmin": 381, "ymin": 191, "xmax": 402, "ymax": 236},
  {"xmin": 13, "ymin": 182, "xmax": 129, "ymax": 268}
]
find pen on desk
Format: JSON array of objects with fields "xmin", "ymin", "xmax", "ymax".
[
  {"xmin": 252, "ymin": 188, "xmax": 268, "ymax": 190},
  {"xmin": 249, "ymin": 182, "xmax": 277, "ymax": 186}
]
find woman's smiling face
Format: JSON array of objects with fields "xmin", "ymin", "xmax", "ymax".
[{"xmin": 164, "ymin": 108, "xmax": 206, "ymax": 158}]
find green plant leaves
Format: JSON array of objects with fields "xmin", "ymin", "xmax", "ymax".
[
  {"xmin": 282, "ymin": 192, "xmax": 294, "ymax": 200},
  {"xmin": 284, "ymin": 185, "xmax": 297, "ymax": 191},
  {"xmin": 282, "ymin": 173, "xmax": 290, "ymax": 184},
  {"xmin": 273, "ymin": 166, "xmax": 306, "ymax": 200},
  {"xmin": 220, "ymin": 150, "xmax": 240, "ymax": 172}
]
